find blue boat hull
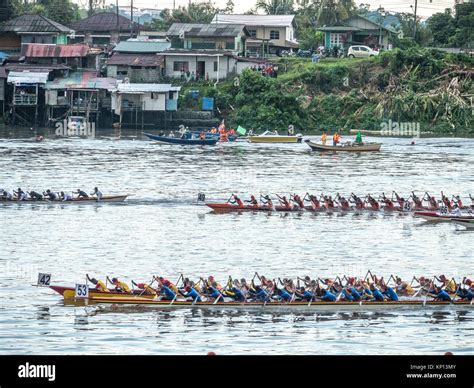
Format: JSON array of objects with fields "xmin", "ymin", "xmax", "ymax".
[
  {"xmin": 143, "ymin": 133, "xmax": 218, "ymax": 146},
  {"xmin": 190, "ymin": 131, "xmax": 238, "ymax": 142}
]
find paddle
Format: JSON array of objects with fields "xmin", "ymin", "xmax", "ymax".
[{"xmin": 138, "ymin": 276, "xmax": 156, "ymax": 297}]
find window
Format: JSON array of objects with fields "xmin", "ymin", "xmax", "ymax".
[
  {"xmin": 270, "ymin": 30, "xmax": 280, "ymax": 40},
  {"xmin": 151, "ymin": 92, "xmax": 161, "ymax": 99},
  {"xmin": 352, "ymin": 46, "xmax": 359, "ymax": 51},
  {"xmin": 360, "ymin": 46, "xmax": 369, "ymax": 52},
  {"xmin": 173, "ymin": 61, "xmax": 189, "ymax": 71},
  {"xmin": 213, "ymin": 61, "xmax": 218, "ymax": 72},
  {"xmin": 168, "ymin": 91, "xmax": 174, "ymax": 100},
  {"xmin": 330, "ymin": 33, "xmax": 342, "ymax": 47},
  {"xmin": 248, "ymin": 29, "xmax": 256, "ymax": 38}
]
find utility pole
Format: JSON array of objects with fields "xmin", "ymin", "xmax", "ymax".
[
  {"xmin": 379, "ymin": 5, "xmax": 383, "ymax": 47},
  {"xmin": 130, "ymin": 0, "xmax": 134, "ymax": 38},
  {"xmin": 413, "ymin": 0, "xmax": 418, "ymax": 39}
]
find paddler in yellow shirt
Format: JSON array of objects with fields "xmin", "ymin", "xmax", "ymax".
[
  {"xmin": 436, "ymin": 275, "xmax": 457, "ymax": 294},
  {"xmin": 87, "ymin": 274, "xmax": 110, "ymax": 292},
  {"xmin": 395, "ymin": 276, "xmax": 415, "ymax": 296},
  {"xmin": 111, "ymin": 277, "xmax": 131, "ymax": 293}
]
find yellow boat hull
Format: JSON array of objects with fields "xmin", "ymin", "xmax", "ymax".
[{"xmin": 248, "ymin": 135, "xmax": 302, "ymax": 143}]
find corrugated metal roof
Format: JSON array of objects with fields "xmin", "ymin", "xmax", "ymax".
[
  {"xmin": 167, "ymin": 23, "xmax": 248, "ymax": 38},
  {"xmin": 0, "ymin": 14, "xmax": 73, "ymax": 33},
  {"xmin": 69, "ymin": 12, "xmax": 140, "ymax": 33},
  {"xmin": 107, "ymin": 53, "xmax": 164, "ymax": 66},
  {"xmin": 117, "ymin": 83, "xmax": 181, "ymax": 93},
  {"xmin": 5, "ymin": 63, "xmax": 70, "ymax": 72},
  {"xmin": 43, "ymin": 71, "xmax": 117, "ymax": 90},
  {"xmin": 21, "ymin": 44, "xmax": 90, "ymax": 58},
  {"xmin": 113, "ymin": 41, "xmax": 170, "ymax": 53},
  {"xmin": 212, "ymin": 14, "xmax": 295, "ymax": 27},
  {"xmin": 8, "ymin": 71, "xmax": 49, "ymax": 84}
]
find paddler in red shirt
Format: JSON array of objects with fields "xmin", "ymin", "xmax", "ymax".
[{"xmin": 229, "ymin": 194, "xmax": 244, "ymax": 207}]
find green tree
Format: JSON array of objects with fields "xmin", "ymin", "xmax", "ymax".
[
  {"xmin": 450, "ymin": 2, "xmax": 474, "ymax": 48},
  {"xmin": 256, "ymin": 0, "xmax": 295, "ymax": 15},
  {"xmin": 427, "ymin": 10, "xmax": 455, "ymax": 46}
]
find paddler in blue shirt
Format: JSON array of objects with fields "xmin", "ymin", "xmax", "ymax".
[
  {"xmin": 431, "ymin": 285, "xmax": 451, "ymax": 302},
  {"xmin": 29, "ymin": 190, "xmax": 43, "ymax": 201},
  {"xmin": 369, "ymin": 283, "xmax": 385, "ymax": 301},
  {"xmin": 380, "ymin": 283, "xmax": 399, "ymax": 301},
  {"xmin": 180, "ymin": 285, "xmax": 201, "ymax": 302}
]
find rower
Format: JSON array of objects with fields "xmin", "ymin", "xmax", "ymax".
[
  {"xmin": 425, "ymin": 192, "xmax": 438, "ymax": 210},
  {"xmin": 379, "ymin": 193, "xmax": 394, "ymax": 210},
  {"xmin": 436, "ymin": 275, "xmax": 457, "ymax": 294},
  {"xmin": 319, "ymin": 287, "xmax": 336, "ymax": 302},
  {"xmin": 304, "ymin": 193, "xmax": 321, "ymax": 210},
  {"xmin": 441, "ymin": 191, "xmax": 452, "ymax": 210},
  {"xmin": 135, "ymin": 282, "xmax": 157, "ymax": 295},
  {"xmin": 292, "ymin": 194, "xmax": 305, "ymax": 209},
  {"xmin": 322, "ymin": 194, "xmax": 334, "ymax": 210},
  {"xmin": 14, "ymin": 188, "xmax": 28, "ymax": 201},
  {"xmin": 87, "ymin": 275, "xmax": 110, "ymax": 292},
  {"xmin": 335, "ymin": 193, "xmax": 350, "ymax": 210},
  {"xmin": 111, "ymin": 277, "xmax": 131, "ymax": 293},
  {"xmin": 411, "ymin": 192, "xmax": 423, "ymax": 209},
  {"xmin": 180, "ymin": 285, "xmax": 202, "ymax": 303},
  {"xmin": 229, "ymin": 194, "xmax": 244, "ymax": 207},
  {"xmin": 380, "ymin": 283, "xmax": 398, "ymax": 301},
  {"xmin": 75, "ymin": 189, "xmax": 89, "ymax": 199},
  {"xmin": 295, "ymin": 286, "xmax": 314, "ymax": 302},
  {"xmin": 199, "ymin": 131, "xmax": 206, "ymax": 140},
  {"xmin": 227, "ymin": 279, "xmax": 246, "ymax": 302},
  {"xmin": 1, "ymin": 189, "xmax": 13, "ymax": 200},
  {"xmin": 395, "ymin": 277, "xmax": 415, "ymax": 296},
  {"xmin": 277, "ymin": 194, "xmax": 291, "ymax": 209},
  {"xmin": 366, "ymin": 194, "xmax": 380, "ymax": 211},
  {"xmin": 157, "ymin": 277, "xmax": 179, "ymax": 294},
  {"xmin": 350, "ymin": 193, "xmax": 365, "ymax": 210},
  {"xmin": 452, "ymin": 195, "xmax": 463, "ymax": 209},
  {"xmin": 91, "ymin": 187, "xmax": 103, "ymax": 201},
  {"xmin": 260, "ymin": 195, "xmax": 273, "ymax": 209},
  {"xmin": 392, "ymin": 191, "xmax": 405, "ymax": 208},
  {"xmin": 369, "ymin": 283, "xmax": 385, "ymax": 301},
  {"xmin": 431, "ymin": 285, "xmax": 451, "ymax": 302},
  {"xmin": 332, "ymin": 131, "xmax": 341, "ymax": 146},
  {"xmin": 29, "ymin": 191, "xmax": 43, "ymax": 201},
  {"xmin": 60, "ymin": 191, "xmax": 72, "ymax": 201},
  {"xmin": 156, "ymin": 278, "xmax": 177, "ymax": 300},
  {"xmin": 43, "ymin": 189, "xmax": 57, "ymax": 201},
  {"xmin": 245, "ymin": 195, "xmax": 259, "ymax": 207},
  {"xmin": 456, "ymin": 286, "xmax": 473, "ymax": 301}
]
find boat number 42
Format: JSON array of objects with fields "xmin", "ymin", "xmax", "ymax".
[{"xmin": 37, "ymin": 273, "xmax": 51, "ymax": 287}]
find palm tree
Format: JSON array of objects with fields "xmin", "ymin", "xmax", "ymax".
[{"xmin": 256, "ymin": 0, "xmax": 295, "ymax": 15}]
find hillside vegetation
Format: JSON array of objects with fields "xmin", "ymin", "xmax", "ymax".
[{"xmin": 179, "ymin": 48, "xmax": 474, "ymax": 135}]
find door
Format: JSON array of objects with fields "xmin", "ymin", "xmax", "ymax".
[{"xmin": 197, "ymin": 61, "xmax": 205, "ymax": 80}]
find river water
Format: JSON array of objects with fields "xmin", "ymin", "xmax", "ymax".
[{"xmin": 0, "ymin": 134, "xmax": 473, "ymax": 355}]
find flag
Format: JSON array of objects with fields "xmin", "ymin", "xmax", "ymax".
[{"xmin": 236, "ymin": 125, "xmax": 247, "ymax": 135}]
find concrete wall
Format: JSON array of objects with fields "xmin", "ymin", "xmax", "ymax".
[
  {"xmin": 143, "ymin": 92, "xmax": 166, "ymax": 111},
  {"xmin": 164, "ymin": 55, "xmax": 232, "ymax": 80}
]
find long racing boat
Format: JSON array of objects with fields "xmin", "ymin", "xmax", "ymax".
[
  {"xmin": 206, "ymin": 202, "xmax": 429, "ymax": 213},
  {"xmin": 50, "ymin": 285, "xmax": 156, "ymax": 299},
  {"xmin": 65, "ymin": 295, "xmax": 473, "ymax": 311},
  {"xmin": 0, "ymin": 195, "xmax": 129, "ymax": 203},
  {"xmin": 414, "ymin": 211, "xmax": 474, "ymax": 222},
  {"xmin": 305, "ymin": 140, "xmax": 382, "ymax": 152}
]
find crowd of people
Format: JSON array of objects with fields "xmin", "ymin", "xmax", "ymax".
[
  {"xmin": 250, "ymin": 63, "xmax": 278, "ymax": 78},
  {"xmin": 86, "ymin": 272, "xmax": 474, "ymax": 304}
]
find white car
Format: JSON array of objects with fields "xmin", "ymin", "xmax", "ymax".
[{"xmin": 347, "ymin": 45, "xmax": 379, "ymax": 58}]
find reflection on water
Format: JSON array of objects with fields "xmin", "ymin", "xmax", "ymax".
[{"xmin": 0, "ymin": 136, "xmax": 473, "ymax": 354}]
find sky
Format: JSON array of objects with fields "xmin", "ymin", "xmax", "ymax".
[{"xmin": 73, "ymin": 0, "xmax": 457, "ymax": 18}]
